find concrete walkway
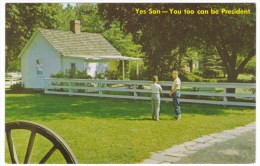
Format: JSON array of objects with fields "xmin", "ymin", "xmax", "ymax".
[{"xmin": 142, "ymin": 122, "xmax": 256, "ymax": 164}]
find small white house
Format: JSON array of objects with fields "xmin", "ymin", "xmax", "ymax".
[{"xmin": 19, "ymin": 20, "xmax": 141, "ymax": 89}]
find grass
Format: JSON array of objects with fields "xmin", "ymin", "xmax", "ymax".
[{"xmin": 5, "ymin": 93, "xmax": 255, "ymax": 164}]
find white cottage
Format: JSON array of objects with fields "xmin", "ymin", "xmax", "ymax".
[{"xmin": 19, "ymin": 20, "xmax": 141, "ymax": 89}]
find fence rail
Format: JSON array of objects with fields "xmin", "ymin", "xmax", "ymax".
[
  {"xmin": 5, "ymin": 77, "xmax": 21, "ymax": 88},
  {"xmin": 44, "ymin": 78, "xmax": 256, "ymax": 107}
]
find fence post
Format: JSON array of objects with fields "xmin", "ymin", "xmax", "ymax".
[
  {"xmin": 134, "ymin": 84, "xmax": 137, "ymax": 99},
  {"xmin": 223, "ymin": 87, "xmax": 227, "ymax": 106},
  {"xmin": 44, "ymin": 79, "xmax": 48, "ymax": 93},
  {"xmin": 69, "ymin": 81, "xmax": 72, "ymax": 96},
  {"xmin": 98, "ymin": 83, "xmax": 103, "ymax": 95},
  {"xmin": 11, "ymin": 77, "xmax": 13, "ymax": 86}
]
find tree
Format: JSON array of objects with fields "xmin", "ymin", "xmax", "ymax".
[
  {"xmin": 73, "ymin": 4, "xmax": 144, "ymax": 79},
  {"xmin": 195, "ymin": 4, "xmax": 256, "ymax": 83},
  {"xmin": 74, "ymin": 3, "xmax": 105, "ymax": 33},
  {"xmin": 5, "ymin": 3, "xmax": 63, "ymax": 72},
  {"xmin": 98, "ymin": 3, "xmax": 256, "ymax": 82},
  {"xmin": 98, "ymin": 4, "xmax": 201, "ymax": 80},
  {"xmin": 243, "ymin": 56, "xmax": 255, "ymax": 76},
  {"xmin": 58, "ymin": 4, "xmax": 76, "ymax": 31},
  {"xmin": 184, "ymin": 47, "xmax": 199, "ymax": 73},
  {"xmin": 200, "ymin": 48, "xmax": 225, "ymax": 78},
  {"xmin": 102, "ymin": 21, "xmax": 144, "ymax": 79}
]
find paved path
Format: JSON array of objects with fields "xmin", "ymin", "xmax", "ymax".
[{"xmin": 142, "ymin": 122, "xmax": 256, "ymax": 164}]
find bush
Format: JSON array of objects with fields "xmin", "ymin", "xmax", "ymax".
[
  {"xmin": 10, "ymin": 83, "xmax": 24, "ymax": 91},
  {"xmin": 129, "ymin": 64, "xmax": 146, "ymax": 80},
  {"xmin": 192, "ymin": 69, "xmax": 203, "ymax": 77},
  {"xmin": 104, "ymin": 70, "xmax": 119, "ymax": 80},
  {"xmin": 237, "ymin": 74, "xmax": 256, "ymax": 83},
  {"xmin": 51, "ymin": 69, "xmax": 92, "ymax": 79},
  {"xmin": 77, "ymin": 70, "xmax": 92, "ymax": 79},
  {"xmin": 180, "ymin": 73, "xmax": 203, "ymax": 82},
  {"xmin": 95, "ymin": 72, "xmax": 106, "ymax": 79},
  {"xmin": 8, "ymin": 83, "xmax": 43, "ymax": 94}
]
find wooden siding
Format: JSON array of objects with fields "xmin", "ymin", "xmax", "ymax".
[
  {"xmin": 61, "ymin": 57, "xmax": 86, "ymax": 72},
  {"xmin": 21, "ymin": 32, "xmax": 61, "ymax": 88}
]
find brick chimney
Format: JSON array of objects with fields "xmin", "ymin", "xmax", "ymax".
[{"xmin": 70, "ymin": 20, "xmax": 80, "ymax": 34}]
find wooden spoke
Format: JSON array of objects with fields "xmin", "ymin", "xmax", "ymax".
[
  {"xmin": 5, "ymin": 121, "xmax": 78, "ymax": 164},
  {"xmin": 6, "ymin": 130, "xmax": 19, "ymax": 164},
  {"xmin": 39, "ymin": 146, "xmax": 57, "ymax": 164},
  {"xmin": 24, "ymin": 131, "xmax": 36, "ymax": 164}
]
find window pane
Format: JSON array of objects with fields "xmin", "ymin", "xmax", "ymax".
[
  {"xmin": 36, "ymin": 59, "xmax": 43, "ymax": 75},
  {"xmin": 71, "ymin": 63, "xmax": 76, "ymax": 70}
]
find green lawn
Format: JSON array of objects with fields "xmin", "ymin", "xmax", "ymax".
[{"xmin": 5, "ymin": 93, "xmax": 255, "ymax": 164}]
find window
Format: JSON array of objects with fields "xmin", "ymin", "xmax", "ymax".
[
  {"xmin": 70, "ymin": 63, "xmax": 76, "ymax": 70},
  {"xmin": 36, "ymin": 59, "xmax": 43, "ymax": 75},
  {"xmin": 84, "ymin": 62, "xmax": 89, "ymax": 71}
]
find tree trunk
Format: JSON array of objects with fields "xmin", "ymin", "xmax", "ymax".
[
  {"xmin": 188, "ymin": 59, "xmax": 193, "ymax": 73},
  {"xmin": 226, "ymin": 71, "xmax": 239, "ymax": 101}
]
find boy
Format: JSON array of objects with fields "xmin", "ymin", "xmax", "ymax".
[{"xmin": 151, "ymin": 76, "xmax": 163, "ymax": 121}]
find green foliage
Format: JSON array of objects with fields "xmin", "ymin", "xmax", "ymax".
[
  {"xmin": 94, "ymin": 73, "xmax": 104, "ymax": 79},
  {"xmin": 77, "ymin": 70, "xmax": 92, "ymax": 79},
  {"xmin": 57, "ymin": 4, "xmax": 76, "ymax": 31},
  {"xmin": 102, "ymin": 21, "xmax": 145, "ymax": 79},
  {"xmin": 74, "ymin": 4, "xmax": 105, "ymax": 33},
  {"xmin": 103, "ymin": 22, "xmax": 143, "ymax": 58},
  {"xmin": 50, "ymin": 71, "xmax": 67, "ymax": 78},
  {"xmin": 10, "ymin": 83, "xmax": 24, "ymax": 91},
  {"xmin": 98, "ymin": 3, "xmax": 256, "ymax": 82},
  {"xmin": 5, "ymin": 3, "xmax": 63, "ymax": 72},
  {"xmin": 200, "ymin": 47, "xmax": 225, "ymax": 78},
  {"xmin": 91, "ymin": 71, "xmax": 119, "ymax": 80},
  {"xmin": 183, "ymin": 47, "xmax": 199, "ymax": 73},
  {"xmin": 51, "ymin": 69, "xmax": 92, "ymax": 79},
  {"xmin": 192, "ymin": 69, "xmax": 203, "ymax": 77},
  {"xmin": 104, "ymin": 70, "xmax": 119, "ymax": 80},
  {"xmin": 237, "ymin": 74, "xmax": 255, "ymax": 83},
  {"xmin": 180, "ymin": 73, "xmax": 203, "ymax": 82},
  {"xmin": 129, "ymin": 62, "xmax": 146, "ymax": 80},
  {"xmin": 243, "ymin": 56, "xmax": 256, "ymax": 75}
]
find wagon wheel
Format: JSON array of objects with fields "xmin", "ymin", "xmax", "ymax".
[{"xmin": 5, "ymin": 120, "xmax": 78, "ymax": 164}]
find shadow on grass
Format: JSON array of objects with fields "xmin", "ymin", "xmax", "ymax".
[{"xmin": 5, "ymin": 93, "xmax": 255, "ymax": 122}]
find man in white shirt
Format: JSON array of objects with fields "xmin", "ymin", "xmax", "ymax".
[{"xmin": 169, "ymin": 71, "xmax": 181, "ymax": 120}]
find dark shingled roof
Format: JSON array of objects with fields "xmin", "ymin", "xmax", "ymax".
[{"xmin": 38, "ymin": 28, "xmax": 122, "ymax": 58}]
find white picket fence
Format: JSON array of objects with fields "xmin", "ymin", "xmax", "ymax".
[
  {"xmin": 5, "ymin": 76, "xmax": 21, "ymax": 88},
  {"xmin": 44, "ymin": 78, "xmax": 256, "ymax": 107}
]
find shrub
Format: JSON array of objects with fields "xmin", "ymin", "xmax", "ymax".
[
  {"xmin": 51, "ymin": 69, "xmax": 92, "ymax": 79},
  {"xmin": 104, "ymin": 70, "xmax": 119, "ymax": 80},
  {"xmin": 95, "ymin": 72, "xmax": 106, "ymax": 79},
  {"xmin": 129, "ymin": 64, "xmax": 146, "ymax": 80},
  {"xmin": 10, "ymin": 83, "xmax": 24, "ymax": 91},
  {"xmin": 50, "ymin": 72, "xmax": 66, "ymax": 78},
  {"xmin": 180, "ymin": 73, "xmax": 203, "ymax": 82},
  {"xmin": 192, "ymin": 69, "xmax": 203, "ymax": 77},
  {"xmin": 77, "ymin": 70, "xmax": 92, "ymax": 79}
]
